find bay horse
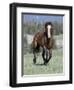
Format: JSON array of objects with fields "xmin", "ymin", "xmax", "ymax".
[{"xmin": 32, "ymin": 22, "xmax": 54, "ymax": 65}]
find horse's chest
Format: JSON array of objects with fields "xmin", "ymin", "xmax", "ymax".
[{"xmin": 45, "ymin": 38, "xmax": 53, "ymax": 49}]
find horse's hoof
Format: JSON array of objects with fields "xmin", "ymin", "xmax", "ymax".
[{"xmin": 44, "ymin": 62, "xmax": 48, "ymax": 65}]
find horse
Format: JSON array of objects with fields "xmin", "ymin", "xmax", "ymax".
[{"xmin": 32, "ymin": 22, "xmax": 54, "ymax": 65}]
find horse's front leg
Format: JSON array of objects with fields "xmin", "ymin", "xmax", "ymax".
[
  {"xmin": 46, "ymin": 49, "xmax": 52, "ymax": 64},
  {"xmin": 42, "ymin": 48, "xmax": 52, "ymax": 65},
  {"xmin": 42, "ymin": 46, "xmax": 47, "ymax": 65}
]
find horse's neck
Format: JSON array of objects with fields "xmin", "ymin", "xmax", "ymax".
[
  {"xmin": 44, "ymin": 31, "xmax": 50, "ymax": 40},
  {"xmin": 44, "ymin": 32, "xmax": 52, "ymax": 45}
]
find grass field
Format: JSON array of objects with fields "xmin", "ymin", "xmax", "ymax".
[
  {"xmin": 53, "ymin": 34, "xmax": 63, "ymax": 40},
  {"xmin": 23, "ymin": 48, "xmax": 63, "ymax": 75}
]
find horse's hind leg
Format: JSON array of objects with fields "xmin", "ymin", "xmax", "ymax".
[{"xmin": 33, "ymin": 49, "xmax": 37, "ymax": 64}]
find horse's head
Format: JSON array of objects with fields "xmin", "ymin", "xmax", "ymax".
[{"xmin": 45, "ymin": 22, "xmax": 53, "ymax": 39}]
